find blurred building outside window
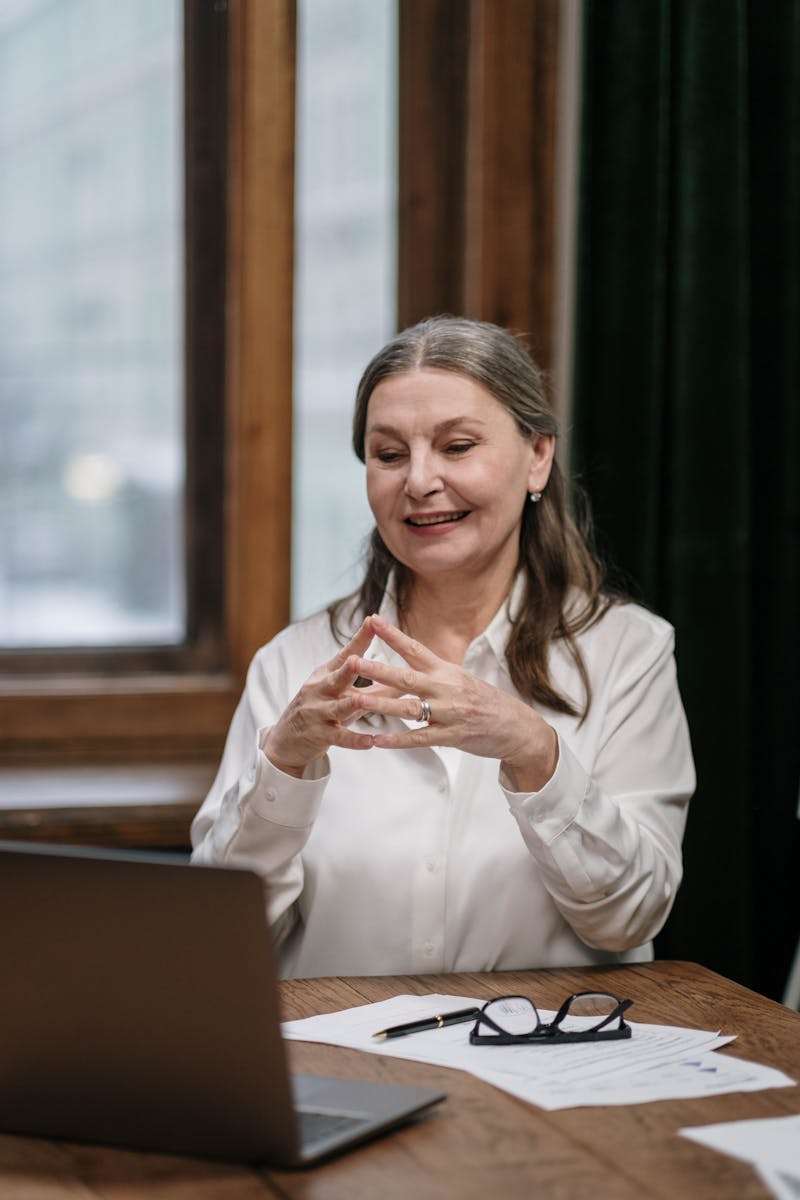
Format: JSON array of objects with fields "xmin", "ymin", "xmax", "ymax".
[
  {"xmin": 0, "ymin": 0, "xmax": 396, "ymax": 645},
  {"xmin": 292, "ymin": 0, "xmax": 397, "ymax": 619},
  {"xmin": 0, "ymin": 0, "xmax": 184, "ymax": 648}
]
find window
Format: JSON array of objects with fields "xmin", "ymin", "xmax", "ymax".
[
  {"xmin": 0, "ymin": 0, "xmax": 230, "ymax": 696},
  {"xmin": 0, "ymin": 1, "xmax": 185, "ymax": 651},
  {"xmin": 292, "ymin": 0, "xmax": 397, "ymax": 618},
  {"xmin": 0, "ymin": 0, "xmax": 226, "ymax": 675},
  {"xmin": 0, "ymin": 0, "xmax": 562, "ymax": 850},
  {"xmin": 0, "ymin": 0, "xmax": 238, "ymax": 782}
]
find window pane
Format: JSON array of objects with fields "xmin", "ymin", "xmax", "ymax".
[
  {"xmin": 0, "ymin": 0, "xmax": 184, "ymax": 647},
  {"xmin": 293, "ymin": 0, "xmax": 397, "ymax": 619}
]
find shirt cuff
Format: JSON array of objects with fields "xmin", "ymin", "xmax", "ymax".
[
  {"xmin": 240, "ymin": 732, "xmax": 331, "ymax": 827},
  {"xmin": 500, "ymin": 733, "xmax": 590, "ymax": 844}
]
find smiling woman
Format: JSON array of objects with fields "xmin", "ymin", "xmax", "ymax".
[
  {"xmin": 348, "ymin": 316, "xmax": 599, "ymax": 714},
  {"xmin": 191, "ymin": 315, "xmax": 695, "ymax": 981},
  {"xmin": 363, "ymin": 370, "xmax": 554, "ymax": 612}
]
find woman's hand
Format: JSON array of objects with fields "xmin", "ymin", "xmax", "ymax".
[
  {"xmin": 347, "ymin": 616, "xmax": 559, "ymax": 792},
  {"xmin": 260, "ymin": 619, "xmax": 382, "ymax": 778}
]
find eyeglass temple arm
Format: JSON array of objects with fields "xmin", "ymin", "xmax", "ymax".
[{"xmin": 593, "ymin": 996, "xmax": 634, "ymax": 1031}]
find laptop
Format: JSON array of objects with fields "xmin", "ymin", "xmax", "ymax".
[{"xmin": 0, "ymin": 841, "xmax": 445, "ymax": 1166}]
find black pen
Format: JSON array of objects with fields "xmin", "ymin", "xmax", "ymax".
[{"xmin": 372, "ymin": 1006, "xmax": 480, "ymax": 1039}]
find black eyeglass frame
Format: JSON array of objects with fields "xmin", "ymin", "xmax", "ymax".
[{"xmin": 469, "ymin": 991, "xmax": 634, "ymax": 1046}]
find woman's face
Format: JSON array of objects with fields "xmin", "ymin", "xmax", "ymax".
[{"xmin": 364, "ymin": 368, "xmax": 554, "ymax": 585}]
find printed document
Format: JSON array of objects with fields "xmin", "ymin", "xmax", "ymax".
[{"xmin": 283, "ymin": 993, "xmax": 795, "ymax": 1110}]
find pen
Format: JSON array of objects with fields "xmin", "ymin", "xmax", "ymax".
[{"xmin": 372, "ymin": 1006, "xmax": 480, "ymax": 1039}]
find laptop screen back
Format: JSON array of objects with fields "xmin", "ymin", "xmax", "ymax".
[{"xmin": 0, "ymin": 843, "xmax": 299, "ymax": 1162}]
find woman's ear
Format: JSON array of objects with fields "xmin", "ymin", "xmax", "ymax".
[{"xmin": 528, "ymin": 434, "xmax": 556, "ymax": 495}]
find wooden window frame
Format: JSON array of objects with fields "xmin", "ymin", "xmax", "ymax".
[
  {"xmin": 0, "ymin": 0, "xmax": 561, "ymax": 847},
  {"xmin": 399, "ymin": 0, "xmax": 560, "ymax": 373},
  {"xmin": 0, "ymin": 0, "xmax": 296, "ymax": 843}
]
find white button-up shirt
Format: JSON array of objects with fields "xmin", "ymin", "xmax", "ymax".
[{"xmin": 191, "ymin": 586, "xmax": 695, "ymax": 979}]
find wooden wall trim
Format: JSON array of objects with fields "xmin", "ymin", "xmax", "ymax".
[
  {"xmin": 0, "ymin": 677, "xmax": 235, "ymax": 759},
  {"xmin": 225, "ymin": 0, "xmax": 296, "ymax": 680},
  {"xmin": 398, "ymin": 0, "xmax": 469, "ymax": 328},
  {"xmin": 398, "ymin": 0, "xmax": 560, "ymax": 373},
  {"xmin": 464, "ymin": 0, "xmax": 559, "ymax": 368},
  {"xmin": 552, "ymin": 0, "xmax": 584, "ymax": 449},
  {"xmin": 0, "ymin": 762, "xmax": 213, "ymax": 846}
]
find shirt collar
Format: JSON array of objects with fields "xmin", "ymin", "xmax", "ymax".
[
  {"xmin": 469, "ymin": 571, "xmax": 523, "ymax": 681},
  {"xmin": 366, "ymin": 570, "xmax": 523, "ymax": 682}
]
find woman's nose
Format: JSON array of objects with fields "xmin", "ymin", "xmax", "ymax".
[{"xmin": 404, "ymin": 449, "xmax": 443, "ymax": 498}]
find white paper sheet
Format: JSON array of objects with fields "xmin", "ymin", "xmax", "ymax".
[
  {"xmin": 282, "ymin": 993, "xmax": 795, "ymax": 1110},
  {"xmin": 680, "ymin": 1115, "xmax": 800, "ymax": 1186},
  {"xmin": 756, "ymin": 1164, "xmax": 800, "ymax": 1200}
]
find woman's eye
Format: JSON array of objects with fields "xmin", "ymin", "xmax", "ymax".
[
  {"xmin": 376, "ymin": 449, "xmax": 403, "ymax": 463},
  {"xmin": 445, "ymin": 441, "xmax": 475, "ymax": 455}
]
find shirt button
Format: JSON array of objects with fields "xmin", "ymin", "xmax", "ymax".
[
  {"xmin": 423, "ymin": 941, "xmax": 435, "ymax": 956},
  {"xmin": 437, "ymin": 780, "xmax": 447, "ymax": 795},
  {"xmin": 425, "ymin": 857, "xmax": 436, "ymax": 872},
  {"xmin": 264, "ymin": 788, "xmax": 277, "ymax": 803}
]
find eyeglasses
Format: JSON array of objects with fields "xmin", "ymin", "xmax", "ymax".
[{"xmin": 469, "ymin": 991, "xmax": 633, "ymax": 1046}]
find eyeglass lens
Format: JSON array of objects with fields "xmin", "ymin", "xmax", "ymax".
[
  {"xmin": 481, "ymin": 996, "xmax": 540, "ymax": 1036},
  {"xmin": 555, "ymin": 992, "xmax": 622, "ymax": 1033},
  {"xmin": 481, "ymin": 992, "xmax": 623, "ymax": 1036}
]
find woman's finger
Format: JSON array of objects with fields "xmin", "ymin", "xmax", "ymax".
[
  {"xmin": 334, "ymin": 728, "xmax": 376, "ymax": 751},
  {"xmin": 326, "ymin": 656, "xmax": 363, "ymax": 695},
  {"xmin": 325, "ymin": 617, "xmax": 376, "ymax": 673},
  {"xmin": 346, "ymin": 675, "xmax": 407, "ymax": 701},
  {"xmin": 346, "ymin": 654, "xmax": 424, "ymax": 697},
  {"xmin": 326, "ymin": 652, "xmax": 396, "ymax": 697},
  {"xmin": 372, "ymin": 726, "xmax": 438, "ymax": 751},
  {"xmin": 368, "ymin": 616, "xmax": 440, "ymax": 669},
  {"xmin": 348, "ymin": 690, "xmax": 431, "ymax": 724}
]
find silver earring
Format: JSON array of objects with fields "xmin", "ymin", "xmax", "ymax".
[{"xmin": 529, "ymin": 491, "xmax": 542, "ymax": 503}]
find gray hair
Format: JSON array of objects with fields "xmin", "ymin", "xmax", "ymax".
[{"xmin": 352, "ymin": 314, "xmax": 558, "ymax": 460}]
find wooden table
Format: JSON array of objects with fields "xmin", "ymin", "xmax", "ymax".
[{"xmin": 0, "ymin": 961, "xmax": 797, "ymax": 1199}]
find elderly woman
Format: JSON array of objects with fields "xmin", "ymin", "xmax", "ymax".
[{"xmin": 191, "ymin": 315, "xmax": 694, "ymax": 979}]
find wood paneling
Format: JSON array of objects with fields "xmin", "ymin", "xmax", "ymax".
[
  {"xmin": 0, "ymin": 763, "xmax": 213, "ymax": 846},
  {"xmin": 399, "ymin": 0, "xmax": 560, "ymax": 372},
  {"xmin": 398, "ymin": 0, "xmax": 470, "ymax": 326},
  {"xmin": 225, "ymin": 0, "xmax": 296, "ymax": 679},
  {"xmin": 464, "ymin": 0, "xmax": 559, "ymax": 366},
  {"xmin": 183, "ymin": 0, "xmax": 229, "ymax": 668},
  {"xmin": 0, "ymin": 675, "xmax": 235, "ymax": 759}
]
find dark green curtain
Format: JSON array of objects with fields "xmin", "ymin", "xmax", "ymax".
[{"xmin": 571, "ymin": 0, "xmax": 799, "ymax": 1000}]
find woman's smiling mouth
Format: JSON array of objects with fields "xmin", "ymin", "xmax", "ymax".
[{"xmin": 404, "ymin": 511, "xmax": 470, "ymax": 527}]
